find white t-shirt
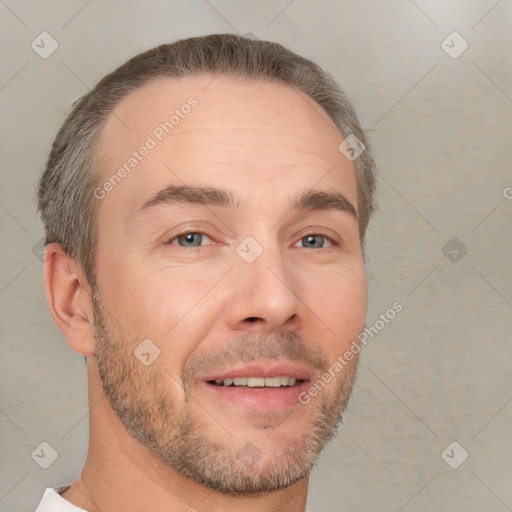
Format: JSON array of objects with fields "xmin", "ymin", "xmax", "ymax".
[{"xmin": 34, "ymin": 486, "xmax": 87, "ymax": 512}]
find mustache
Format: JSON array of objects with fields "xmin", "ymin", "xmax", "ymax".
[{"xmin": 182, "ymin": 330, "xmax": 329, "ymax": 381}]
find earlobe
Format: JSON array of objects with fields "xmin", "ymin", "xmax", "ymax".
[{"xmin": 43, "ymin": 243, "xmax": 95, "ymax": 356}]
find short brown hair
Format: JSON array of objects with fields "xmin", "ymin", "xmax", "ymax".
[{"xmin": 38, "ymin": 33, "xmax": 376, "ymax": 286}]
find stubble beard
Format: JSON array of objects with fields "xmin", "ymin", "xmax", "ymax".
[{"xmin": 91, "ymin": 292, "xmax": 359, "ymax": 495}]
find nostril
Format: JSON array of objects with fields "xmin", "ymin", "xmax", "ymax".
[{"xmin": 245, "ymin": 317, "xmax": 262, "ymax": 323}]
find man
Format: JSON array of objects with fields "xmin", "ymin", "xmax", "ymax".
[{"xmin": 35, "ymin": 33, "xmax": 376, "ymax": 512}]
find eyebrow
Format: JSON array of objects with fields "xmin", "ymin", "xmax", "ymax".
[
  {"xmin": 293, "ymin": 190, "xmax": 357, "ymax": 219},
  {"xmin": 139, "ymin": 185, "xmax": 357, "ymax": 220},
  {"xmin": 140, "ymin": 185, "xmax": 238, "ymax": 211}
]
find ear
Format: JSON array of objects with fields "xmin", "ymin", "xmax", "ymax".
[{"xmin": 43, "ymin": 243, "xmax": 95, "ymax": 356}]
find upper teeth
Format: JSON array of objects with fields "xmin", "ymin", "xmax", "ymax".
[{"xmin": 215, "ymin": 376, "xmax": 297, "ymax": 387}]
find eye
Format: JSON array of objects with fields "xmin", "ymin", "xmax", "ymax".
[
  {"xmin": 168, "ymin": 232, "xmax": 213, "ymax": 248},
  {"xmin": 295, "ymin": 234, "xmax": 334, "ymax": 249}
]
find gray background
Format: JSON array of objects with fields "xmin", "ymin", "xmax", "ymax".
[{"xmin": 1, "ymin": 1, "xmax": 511, "ymax": 511}]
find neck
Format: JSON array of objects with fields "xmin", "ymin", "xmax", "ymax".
[{"xmin": 62, "ymin": 365, "xmax": 310, "ymax": 512}]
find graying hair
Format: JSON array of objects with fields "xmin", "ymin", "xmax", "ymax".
[{"xmin": 38, "ymin": 33, "xmax": 376, "ymax": 286}]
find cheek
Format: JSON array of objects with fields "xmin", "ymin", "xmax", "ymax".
[
  {"xmin": 98, "ymin": 250, "xmax": 222, "ymax": 326},
  {"xmin": 303, "ymin": 265, "xmax": 367, "ymax": 354},
  {"xmin": 98, "ymin": 265, "xmax": 226, "ymax": 373},
  {"xmin": 133, "ymin": 269, "xmax": 224, "ymax": 328}
]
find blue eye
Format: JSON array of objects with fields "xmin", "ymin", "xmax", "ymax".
[
  {"xmin": 296, "ymin": 234, "xmax": 333, "ymax": 249},
  {"xmin": 169, "ymin": 232, "xmax": 213, "ymax": 247}
]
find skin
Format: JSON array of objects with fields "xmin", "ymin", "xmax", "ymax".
[{"xmin": 44, "ymin": 75, "xmax": 367, "ymax": 512}]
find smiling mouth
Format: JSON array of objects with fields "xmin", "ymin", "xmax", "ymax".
[{"xmin": 207, "ymin": 376, "xmax": 305, "ymax": 388}]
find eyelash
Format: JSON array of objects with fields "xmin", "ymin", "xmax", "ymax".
[
  {"xmin": 165, "ymin": 231, "xmax": 338, "ymax": 249},
  {"xmin": 296, "ymin": 233, "xmax": 337, "ymax": 248},
  {"xmin": 165, "ymin": 231, "xmax": 215, "ymax": 247}
]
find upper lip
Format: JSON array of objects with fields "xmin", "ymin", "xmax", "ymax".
[{"xmin": 201, "ymin": 361, "xmax": 313, "ymax": 382}]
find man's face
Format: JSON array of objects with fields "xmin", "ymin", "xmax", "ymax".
[{"xmin": 92, "ymin": 75, "xmax": 367, "ymax": 493}]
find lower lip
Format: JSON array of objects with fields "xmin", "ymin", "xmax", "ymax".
[{"xmin": 199, "ymin": 380, "xmax": 311, "ymax": 410}]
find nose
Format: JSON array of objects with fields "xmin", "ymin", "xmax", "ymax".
[{"xmin": 226, "ymin": 243, "xmax": 301, "ymax": 334}]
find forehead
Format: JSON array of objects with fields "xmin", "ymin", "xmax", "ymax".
[
  {"xmin": 100, "ymin": 74, "xmax": 340, "ymax": 142},
  {"xmin": 95, "ymin": 74, "xmax": 356, "ymax": 216}
]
